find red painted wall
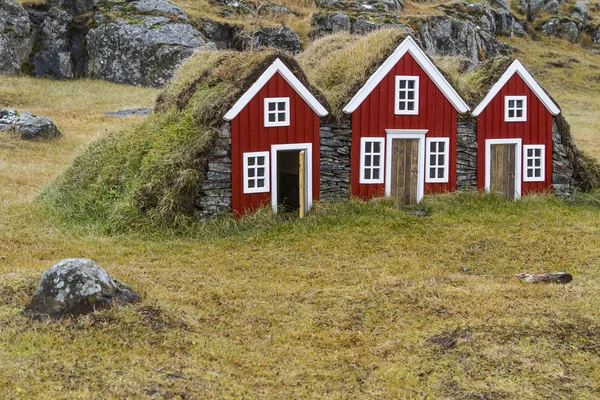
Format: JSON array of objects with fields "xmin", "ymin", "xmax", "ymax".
[
  {"xmin": 350, "ymin": 52, "xmax": 458, "ymax": 199},
  {"xmin": 476, "ymin": 73, "xmax": 553, "ymax": 194},
  {"xmin": 230, "ymin": 72, "xmax": 321, "ymax": 217}
]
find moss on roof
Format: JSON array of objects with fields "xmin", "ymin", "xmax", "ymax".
[{"xmin": 42, "ymin": 50, "xmax": 328, "ymax": 231}]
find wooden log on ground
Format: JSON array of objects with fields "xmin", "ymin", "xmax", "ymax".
[{"xmin": 516, "ymin": 272, "xmax": 573, "ymax": 284}]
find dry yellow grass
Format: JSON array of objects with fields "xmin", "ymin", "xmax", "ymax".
[{"xmin": 3, "ymin": 32, "xmax": 600, "ymax": 399}]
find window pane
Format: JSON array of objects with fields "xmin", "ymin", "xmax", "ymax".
[
  {"xmin": 248, "ymin": 157, "xmax": 255, "ymax": 166},
  {"xmin": 248, "ymin": 169, "xmax": 255, "ymax": 178},
  {"xmin": 508, "ymin": 100, "xmax": 515, "ymax": 108},
  {"xmin": 437, "ymin": 168, "xmax": 444, "ymax": 179},
  {"xmin": 535, "ymin": 149, "xmax": 541, "ymax": 157},
  {"xmin": 365, "ymin": 142, "xmax": 371, "ymax": 152},
  {"xmin": 399, "ymin": 102, "xmax": 405, "ymax": 111},
  {"xmin": 399, "ymin": 80, "xmax": 406, "ymax": 89},
  {"xmin": 257, "ymin": 157, "xmax": 264, "ymax": 166},
  {"xmin": 278, "ymin": 112, "xmax": 286, "ymax": 121},
  {"xmin": 248, "ymin": 180, "xmax": 255, "ymax": 188},
  {"xmin": 516, "ymin": 110, "xmax": 523, "ymax": 118},
  {"xmin": 408, "ymin": 80, "xmax": 415, "ymax": 89},
  {"xmin": 278, "ymin": 102, "xmax": 286, "ymax": 111},
  {"xmin": 257, "ymin": 167, "xmax": 265, "ymax": 177},
  {"xmin": 373, "ymin": 142, "xmax": 380, "ymax": 153},
  {"xmin": 527, "ymin": 149, "xmax": 533, "ymax": 157},
  {"xmin": 257, "ymin": 179, "xmax": 264, "ymax": 187},
  {"xmin": 268, "ymin": 103, "xmax": 276, "ymax": 111},
  {"xmin": 527, "ymin": 170, "xmax": 533, "ymax": 178},
  {"xmin": 373, "ymin": 169, "xmax": 379, "ymax": 180},
  {"xmin": 399, "ymin": 92, "xmax": 406, "ymax": 100},
  {"xmin": 407, "ymin": 102, "xmax": 414, "ymax": 110},
  {"xmin": 535, "ymin": 170, "xmax": 541, "ymax": 178},
  {"xmin": 439, "ymin": 142, "xmax": 445, "ymax": 152},
  {"xmin": 364, "ymin": 169, "xmax": 371, "ymax": 180},
  {"xmin": 509, "ymin": 110, "xmax": 514, "ymax": 118},
  {"xmin": 429, "ymin": 168, "xmax": 436, "ymax": 179},
  {"xmin": 534, "ymin": 159, "xmax": 541, "ymax": 167},
  {"xmin": 269, "ymin": 114, "xmax": 276, "ymax": 122},
  {"xmin": 430, "ymin": 142, "xmax": 436, "ymax": 152},
  {"xmin": 365, "ymin": 155, "xmax": 371, "ymax": 167},
  {"xmin": 373, "ymin": 155, "xmax": 380, "ymax": 166},
  {"xmin": 527, "ymin": 159, "xmax": 533, "ymax": 167},
  {"xmin": 516, "ymin": 100, "xmax": 523, "ymax": 108},
  {"xmin": 438, "ymin": 155, "xmax": 445, "ymax": 165},
  {"xmin": 408, "ymin": 91, "xmax": 414, "ymax": 100},
  {"xmin": 430, "ymin": 154, "xmax": 436, "ymax": 166}
]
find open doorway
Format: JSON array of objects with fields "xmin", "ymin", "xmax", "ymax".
[{"xmin": 271, "ymin": 143, "xmax": 312, "ymax": 215}]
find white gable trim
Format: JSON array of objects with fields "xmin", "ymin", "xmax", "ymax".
[
  {"xmin": 224, "ymin": 58, "xmax": 328, "ymax": 121},
  {"xmin": 342, "ymin": 36, "xmax": 470, "ymax": 115},
  {"xmin": 472, "ymin": 59, "xmax": 560, "ymax": 117}
]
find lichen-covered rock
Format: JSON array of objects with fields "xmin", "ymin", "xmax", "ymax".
[
  {"xmin": 9, "ymin": 112, "xmax": 62, "ymax": 140},
  {"xmin": 571, "ymin": 1, "xmax": 587, "ymax": 22},
  {"xmin": 32, "ymin": 7, "xmax": 75, "ymax": 79},
  {"xmin": 315, "ymin": 0, "xmax": 401, "ymax": 11},
  {"xmin": 0, "ymin": 0, "xmax": 34, "ymax": 75},
  {"xmin": 233, "ymin": 26, "xmax": 302, "ymax": 54},
  {"xmin": 593, "ymin": 28, "xmax": 600, "ymax": 44},
  {"xmin": 544, "ymin": 0, "xmax": 559, "ymax": 14},
  {"xmin": 311, "ymin": 11, "xmax": 352, "ymax": 38},
  {"xmin": 420, "ymin": 17, "xmax": 504, "ymax": 65},
  {"xmin": 86, "ymin": 0, "xmax": 215, "ymax": 87},
  {"xmin": 49, "ymin": 0, "xmax": 98, "ymax": 15},
  {"xmin": 26, "ymin": 258, "xmax": 141, "ymax": 318},
  {"xmin": 0, "ymin": 109, "xmax": 17, "ymax": 131},
  {"xmin": 560, "ymin": 21, "xmax": 579, "ymax": 42},
  {"xmin": 542, "ymin": 17, "xmax": 560, "ymax": 35},
  {"xmin": 520, "ymin": 0, "xmax": 546, "ymax": 18}
]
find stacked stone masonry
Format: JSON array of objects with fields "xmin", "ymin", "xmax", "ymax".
[
  {"xmin": 320, "ymin": 124, "xmax": 351, "ymax": 202},
  {"xmin": 456, "ymin": 118, "xmax": 478, "ymax": 190}
]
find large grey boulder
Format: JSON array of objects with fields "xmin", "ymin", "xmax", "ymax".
[
  {"xmin": 10, "ymin": 112, "xmax": 62, "ymax": 140},
  {"xmin": 420, "ymin": 17, "xmax": 504, "ymax": 66},
  {"xmin": 49, "ymin": 0, "xmax": 98, "ymax": 15},
  {"xmin": 0, "ymin": 0, "xmax": 34, "ymax": 75},
  {"xmin": 542, "ymin": 17, "xmax": 560, "ymax": 35},
  {"xmin": 571, "ymin": 1, "xmax": 587, "ymax": 22},
  {"xmin": 86, "ymin": 0, "xmax": 215, "ymax": 87},
  {"xmin": 593, "ymin": 28, "xmax": 600, "ymax": 44},
  {"xmin": 311, "ymin": 12, "xmax": 352, "ymax": 38},
  {"xmin": 234, "ymin": 26, "xmax": 302, "ymax": 54},
  {"xmin": 26, "ymin": 259, "xmax": 141, "ymax": 318},
  {"xmin": 560, "ymin": 21, "xmax": 579, "ymax": 42},
  {"xmin": 32, "ymin": 7, "xmax": 75, "ymax": 79}
]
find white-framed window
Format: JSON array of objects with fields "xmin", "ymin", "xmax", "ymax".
[
  {"xmin": 360, "ymin": 137, "xmax": 385, "ymax": 184},
  {"xmin": 243, "ymin": 151, "xmax": 270, "ymax": 194},
  {"xmin": 425, "ymin": 138, "xmax": 449, "ymax": 183},
  {"xmin": 505, "ymin": 96, "xmax": 527, "ymax": 122},
  {"xmin": 264, "ymin": 97, "xmax": 290, "ymax": 127},
  {"xmin": 523, "ymin": 145, "xmax": 545, "ymax": 182},
  {"xmin": 395, "ymin": 76, "xmax": 419, "ymax": 115}
]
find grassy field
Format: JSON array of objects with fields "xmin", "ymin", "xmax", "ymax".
[{"xmin": 2, "ymin": 35, "xmax": 600, "ymax": 398}]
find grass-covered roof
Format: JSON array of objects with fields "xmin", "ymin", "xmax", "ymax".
[{"xmin": 42, "ymin": 50, "xmax": 328, "ymax": 231}]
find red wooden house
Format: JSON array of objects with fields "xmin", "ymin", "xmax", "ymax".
[
  {"xmin": 472, "ymin": 60, "xmax": 561, "ymax": 199},
  {"xmin": 223, "ymin": 58, "xmax": 328, "ymax": 216},
  {"xmin": 342, "ymin": 36, "xmax": 470, "ymax": 204}
]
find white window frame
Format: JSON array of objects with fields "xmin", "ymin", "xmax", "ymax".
[
  {"xmin": 243, "ymin": 151, "xmax": 270, "ymax": 194},
  {"xmin": 504, "ymin": 95, "xmax": 527, "ymax": 122},
  {"xmin": 359, "ymin": 138, "xmax": 385, "ymax": 184},
  {"xmin": 425, "ymin": 138, "xmax": 450, "ymax": 183},
  {"xmin": 523, "ymin": 144, "xmax": 545, "ymax": 182},
  {"xmin": 264, "ymin": 97, "xmax": 290, "ymax": 127},
  {"xmin": 484, "ymin": 138, "xmax": 522, "ymax": 200},
  {"xmin": 394, "ymin": 76, "xmax": 419, "ymax": 115},
  {"xmin": 385, "ymin": 129, "xmax": 428, "ymax": 203}
]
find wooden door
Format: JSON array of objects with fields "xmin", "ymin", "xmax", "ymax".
[
  {"xmin": 390, "ymin": 139, "xmax": 419, "ymax": 205},
  {"xmin": 489, "ymin": 144, "xmax": 516, "ymax": 200}
]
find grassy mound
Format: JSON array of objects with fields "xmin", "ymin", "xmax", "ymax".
[{"xmin": 41, "ymin": 50, "xmax": 325, "ymax": 232}]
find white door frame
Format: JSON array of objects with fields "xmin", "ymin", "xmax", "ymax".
[
  {"xmin": 270, "ymin": 143, "xmax": 313, "ymax": 213},
  {"xmin": 385, "ymin": 129, "xmax": 428, "ymax": 203},
  {"xmin": 485, "ymin": 138, "xmax": 522, "ymax": 200}
]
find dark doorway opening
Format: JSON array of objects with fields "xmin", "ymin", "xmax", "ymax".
[{"xmin": 277, "ymin": 150, "xmax": 301, "ymax": 213}]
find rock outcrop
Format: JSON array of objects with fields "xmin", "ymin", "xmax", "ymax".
[
  {"xmin": 26, "ymin": 258, "xmax": 141, "ymax": 318},
  {"xmin": 32, "ymin": 7, "xmax": 76, "ymax": 79},
  {"xmin": 0, "ymin": 109, "xmax": 62, "ymax": 140},
  {"xmin": 0, "ymin": 0, "xmax": 34, "ymax": 75},
  {"xmin": 233, "ymin": 26, "xmax": 302, "ymax": 54},
  {"xmin": 86, "ymin": 0, "xmax": 215, "ymax": 87}
]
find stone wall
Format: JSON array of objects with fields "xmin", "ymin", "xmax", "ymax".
[
  {"xmin": 552, "ymin": 117, "xmax": 580, "ymax": 198},
  {"xmin": 320, "ymin": 123, "xmax": 351, "ymax": 202},
  {"xmin": 456, "ymin": 118, "xmax": 478, "ymax": 190},
  {"xmin": 196, "ymin": 122, "xmax": 232, "ymax": 220}
]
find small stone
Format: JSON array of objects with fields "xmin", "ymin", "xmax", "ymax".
[{"xmin": 26, "ymin": 258, "xmax": 141, "ymax": 318}]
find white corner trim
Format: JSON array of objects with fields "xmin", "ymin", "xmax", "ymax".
[
  {"xmin": 484, "ymin": 138, "xmax": 522, "ymax": 200},
  {"xmin": 264, "ymin": 97, "xmax": 290, "ymax": 127},
  {"xmin": 523, "ymin": 144, "xmax": 546, "ymax": 182},
  {"xmin": 359, "ymin": 137, "xmax": 385, "ymax": 184},
  {"xmin": 472, "ymin": 59, "xmax": 560, "ymax": 117},
  {"xmin": 342, "ymin": 36, "xmax": 470, "ymax": 115},
  {"xmin": 270, "ymin": 143, "xmax": 313, "ymax": 214},
  {"xmin": 425, "ymin": 137, "xmax": 450, "ymax": 183},
  {"xmin": 384, "ymin": 129, "xmax": 428, "ymax": 203},
  {"xmin": 224, "ymin": 58, "xmax": 328, "ymax": 121}
]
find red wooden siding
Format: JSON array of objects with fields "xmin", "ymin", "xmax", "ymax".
[
  {"xmin": 476, "ymin": 73, "xmax": 553, "ymax": 194},
  {"xmin": 350, "ymin": 52, "xmax": 458, "ymax": 199},
  {"xmin": 230, "ymin": 72, "xmax": 321, "ymax": 217}
]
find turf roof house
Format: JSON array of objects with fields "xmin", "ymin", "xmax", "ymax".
[
  {"xmin": 341, "ymin": 36, "xmax": 470, "ymax": 204},
  {"xmin": 215, "ymin": 58, "xmax": 328, "ymax": 217},
  {"xmin": 471, "ymin": 60, "xmax": 561, "ymax": 199}
]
